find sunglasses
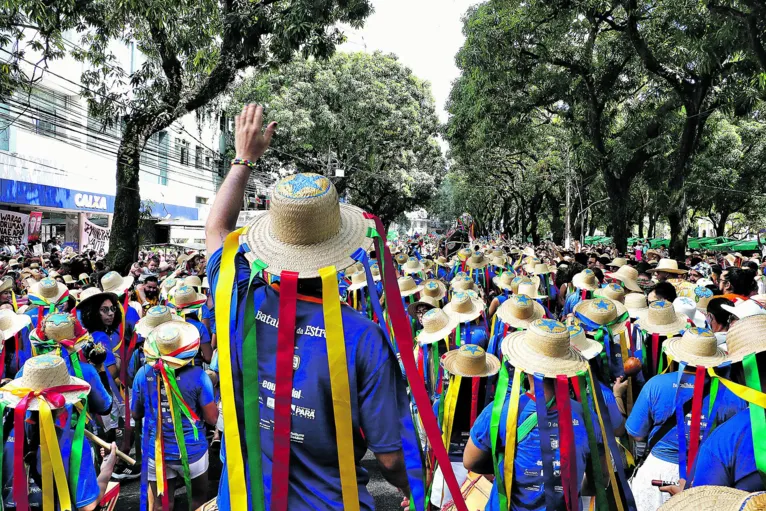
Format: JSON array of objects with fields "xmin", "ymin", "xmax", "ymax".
[{"xmin": 99, "ymin": 306, "xmax": 117, "ymax": 314}]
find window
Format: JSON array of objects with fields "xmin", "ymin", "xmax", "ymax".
[
  {"xmin": 195, "ymin": 196, "xmax": 208, "ymax": 206},
  {"xmin": 195, "ymin": 145, "xmax": 202, "ymax": 168},
  {"xmin": 205, "ymin": 155, "xmax": 211, "ymax": 169},
  {"xmin": 0, "ymin": 104, "xmax": 9, "ymax": 151},
  {"xmin": 32, "ymin": 91, "xmax": 57, "ymax": 137},
  {"xmin": 158, "ymin": 132, "xmax": 169, "ymax": 185},
  {"xmin": 176, "ymin": 138, "xmax": 189, "ymax": 165}
]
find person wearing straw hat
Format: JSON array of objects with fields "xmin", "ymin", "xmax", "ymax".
[
  {"xmin": 205, "ymin": 105, "xmax": 414, "ymax": 511},
  {"xmin": 488, "ymin": 294, "xmax": 545, "ymax": 359},
  {"xmin": 0, "ymin": 276, "xmax": 15, "ymax": 310},
  {"xmin": 626, "ymin": 327, "xmax": 746, "ymax": 511},
  {"xmin": 0, "ymin": 354, "xmax": 119, "ymax": 511},
  {"xmin": 634, "ymin": 300, "xmax": 690, "ymax": 378},
  {"xmin": 0, "ymin": 308, "xmax": 32, "ymax": 378},
  {"xmin": 625, "ymin": 292, "xmax": 649, "ymax": 321},
  {"xmin": 573, "ymin": 298, "xmax": 630, "ymax": 381},
  {"xmin": 444, "ymin": 292, "xmax": 487, "ymax": 348},
  {"xmin": 465, "ymin": 319, "xmax": 623, "ymax": 511},
  {"xmin": 648, "ymin": 259, "xmax": 688, "ymax": 283},
  {"xmin": 99, "ymin": 270, "xmax": 140, "ymax": 332},
  {"xmin": 595, "ymin": 282, "xmax": 626, "ymax": 304},
  {"xmin": 658, "ymin": 486, "xmax": 766, "ymax": 511},
  {"xmin": 171, "ymin": 285, "xmax": 213, "ymax": 365},
  {"xmin": 132, "ymin": 322, "xmax": 218, "ymax": 511},
  {"xmin": 562, "ymin": 268, "xmax": 600, "ymax": 316},
  {"xmin": 431, "ymin": 344, "xmax": 500, "ymax": 508},
  {"xmin": 25, "ymin": 277, "xmax": 70, "ymax": 328},
  {"xmin": 682, "ymin": 315, "xmax": 766, "ymax": 494}
]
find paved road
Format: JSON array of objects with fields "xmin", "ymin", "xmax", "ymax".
[{"xmin": 115, "ymin": 450, "xmax": 402, "ymax": 510}]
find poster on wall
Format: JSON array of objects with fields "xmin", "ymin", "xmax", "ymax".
[
  {"xmin": 27, "ymin": 211, "xmax": 42, "ymax": 243},
  {"xmin": 81, "ymin": 218, "xmax": 110, "ymax": 253},
  {"xmin": 0, "ymin": 210, "xmax": 29, "ymax": 246}
]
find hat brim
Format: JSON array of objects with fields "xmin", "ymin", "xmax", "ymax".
[
  {"xmin": 627, "ymin": 307, "xmax": 648, "ymax": 321},
  {"xmin": 145, "ymin": 322, "xmax": 201, "ymax": 369},
  {"xmin": 0, "ymin": 375, "xmax": 89, "ymax": 410},
  {"xmin": 647, "ymin": 267, "xmax": 688, "ymax": 274},
  {"xmin": 346, "ymin": 281, "xmax": 369, "ymax": 292},
  {"xmin": 402, "ymin": 265, "xmax": 426, "ymax": 275},
  {"xmin": 493, "ymin": 276, "xmax": 515, "ymax": 291},
  {"xmin": 572, "ymin": 337, "xmax": 604, "ymax": 360},
  {"xmin": 572, "ymin": 274, "xmax": 600, "ymax": 292},
  {"xmin": 102, "ymin": 275, "xmax": 135, "ymax": 295},
  {"xmin": 0, "ymin": 313, "xmax": 31, "ymax": 340},
  {"xmin": 242, "ymin": 204, "xmax": 374, "ymax": 279},
  {"xmin": 496, "ymin": 300, "xmax": 545, "ymax": 329},
  {"xmin": 607, "ymin": 272, "xmax": 642, "ymax": 292},
  {"xmin": 135, "ymin": 315, "xmax": 186, "ymax": 338},
  {"xmin": 399, "ymin": 284, "xmax": 424, "ymax": 297},
  {"xmin": 441, "ymin": 350, "xmax": 501, "ymax": 377},
  {"xmin": 174, "ymin": 291, "xmax": 208, "ymax": 310},
  {"xmin": 417, "ymin": 317, "xmax": 459, "ymax": 345},
  {"xmin": 635, "ymin": 314, "xmax": 689, "ymax": 336},
  {"xmin": 657, "ymin": 485, "xmax": 759, "ymax": 511},
  {"xmin": 663, "ymin": 338, "xmax": 727, "ymax": 368},
  {"xmin": 443, "ymin": 301, "xmax": 483, "ymax": 323},
  {"xmin": 503, "ymin": 330, "xmax": 589, "ymax": 378},
  {"xmin": 78, "ymin": 290, "xmax": 120, "ymax": 311},
  {"xmin": 30, "ymin": 281, "xmax": 69, "ymax": 305},
  {"xmin": 407, "ymin": 300, "xmax": 437, "ymax": 319}
]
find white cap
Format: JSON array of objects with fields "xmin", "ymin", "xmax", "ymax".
[
  {"xmin": 673, "ymin": 297, "xmax": 707, "ymax": 328},
  {"xmin": 721, "ymin": 299, "xmax": 766, "ymax": 320}
]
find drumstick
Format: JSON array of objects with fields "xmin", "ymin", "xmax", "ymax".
[{"xmin": 84, "ymin": 429, "xmax": 137, "ymax": 466}]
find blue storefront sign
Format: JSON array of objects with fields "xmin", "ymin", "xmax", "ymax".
[{"xmin": 0, "ymin": 179, "xmax": 198, "ymax": 220}]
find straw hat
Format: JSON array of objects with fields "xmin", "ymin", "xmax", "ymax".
[
  {"xmin": 346, "ymin": 271, "xmax": 369, "ymax": 292},
  {"xmin": 434, "ymin": 256, "xmax": 454, "ymax": 268},
  {"xmin": 635, "ymin": 299, "xmax": 689, "ymax": 336},
  {"xmin": 184, "ymin": 275, "xmax": 203, "ymax": 289},
  {"xmin": 624, "ymin": 293, "xmax": 648, "ymax": 320},
  {"xmin": 30, "ymin": 277, "xmax": 68, "ymax": 304},
  {"xmin": 673, "ymin": 297, "xmax": 707, "ymax": 328},
  {"xmin": 493, "ymin": 272, "xmax": 516, "ymax": 292},
  {"xmin": 77, "ymin": 273, "xmax": 90, "ymax": 282},
  {"xmin": 394, "ymin": 252, "xmax": 409, "ymax": 266},
  {"xmin": 532, "ymin": 263, "xmax": 551, "ymax": 275},
  {"xmin": 517, "ymin": 281, "xmax": 546, "ymax": 300},
  {"xmin": 510, "ymin": 276, "xmax": 529, "ymax": 294},
  {"xmin": 572, "ymin": 269, "xmax": 600, "ymax": 291},
  {"xmin": 466, "ymin": 252, "xmax": 489, "ymax": 269},
  {"xmin": 443, "ymin": 292, "xmax": 483, "ymax": 323},
  {"xmin": 503, "ymin": 319, "xmax": 589, "ymax": 378},
  {"xmin": 77, "ymin": 287, "xmax": 119, "ymax": 312},
  {"xmin": 457, "ymin": 248, "xmax": 473, "ymax": 261},
  {"xmin": 522, "ymin": 247, "xmax": 536, "ymax": 257},
  {"xmin": 441, "ymin": 344, "xmax": 501, "ymax": 377},
  {"xmin": 416, "ymin": 308, "xmax": 459, "ymax": 345},
  {"xmin": 240, "ymin": 173, "xmax": 373, "ymax": 279},
  {"xmin": 421, "ymin": 279, "xmax": 447, "ymax": 301},
  {"xmin": 172, "ymin": 285, "xmax": 207, "ymax": 309},
  {"xmin": 63, "ymin": 274, "xmax": 76, "ymax": 285},
  {"xmin": 496, "ymin": 294, "xmax": 545, "ymax": 329},
  {"xmin": 607, "ymin": 265, "xmax": 642, "ymax": 292},
  {"xmin": 595, "ymin": 283, "xmax": 626, "ymax": 304},
  {"xmin": 573, "ymin": 298, "xmax": 628, "ymax": 336},
  {"xmin": 42, "ymin": 313, "xmax": 82, "ymax": 342},
  {"xmin": 658, "ymin": 486, "xmax": 766, "ymax": 511},
  {"xmin": 0, "ymin": 309, "xmax": 31, "ymax": 339},
  {"xmin": 143, "ymin": 321, "xmax": 201, "ymax": 369},
  {"xmin": 568, "ymin": 324, "xmax": 603, "ymax": 360},
  {"xmin": 135, "ymin": 305, "xmax": 185, "ymax": 338},
  {"xmin": 0, "ymin": 277, "xmax": 13, "ymax": 294},
  {"xmin": 99, "ymin": 271, "xmax": 134, "ymax": 295},
  {"xmin": 401, "ymin": 257, "xmax": 425, "ymax": 275},
  {"xmin": 7, "ymin": 259, "xmax": 18, "ymax": 269},
  {"xmin": 608, "ymin": 257, "xmax": 627, "ymax": 268},
  {"xmin": 407, "ymin": 296, "xmax": 440, "ymax": 318},
  {"xmin": 398, "ymin": 276, "xmax": 423, "ymax": 297},
  {"xmin": 370, "ymin": 264, "xmax": 382, "ymax": 282},
  {"xmin": 450, "ymin": 271, "xmax": 468, "ymax": 286},
  {"xmin": 0, "ymin": 355, "xmax": 89, "ymax": 410},
  {"xmin": 725, "ymin": 314, "xmax": 766, "ymax": 363},
  {"xmin": 663, "ymin": 327, "xmax": 726, "ymax": 368},
  {"xmin": 452, "ymin": 275, "xmax": 478, "ymax": 293},
  {"xmin": 648, "ymin": 258, "xmax": 688, "ymax": 275},
  {"xmin": 161, "ymin": 277, "xmax": 179, "ymax": 292},
  {"xmin": 177, "ymin": 253, "xmax": 191, "ymax": 266}
]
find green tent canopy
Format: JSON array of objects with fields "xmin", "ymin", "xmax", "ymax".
[
  {"xmin": 708, "ymin": 240, "xmax": 741, "ymax": 251},
  {"xmin": 649, "ymin": 238, "xmax": 670, "ymax": 248},
  {"xmin": 731, "ymin": 240, "xmax": 759, "ymax": 252}
]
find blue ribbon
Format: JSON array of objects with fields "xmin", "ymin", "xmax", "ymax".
[{"xmin": 533, "ymin": 373, "xmax": 559, "ymax": 510}]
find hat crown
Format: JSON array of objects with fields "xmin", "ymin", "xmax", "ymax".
[
  {"xmin": 508, "ymin": 294, "xmax": 535, "ymax": 319},
  {"xmin": 19, "ymin": 354, "xmax": 72, "ymax": 390},
  {"xmin": 270, "ymin": 173, "xmax": 340, "ymax": 246},
  {"xmin": 145, "ymin": 305, "xmax": 174, "ymax": 328},
  {"xmin": 404, "ymin": 257, "xmax": 420, "ymax": 269},
  {"xmin": 162, "ymin": 277, "xmax": 177, "ymax": 289},
  {"xmin": 398, "ymin": 276, "xmax": 417, "ymax": 292},
  {"xmin": 533, "ymin": 263, "xmax": 549, "ymax": 274},
  {"xmin": 657, "ymin": 258, "xmax": 679, "ymax": 270},
  {"xmin": 423, "ymin": 280, "xmax": 442, "ymax": 298},
  {"xmin": 516, "ymin": 282, "xmax": 538, "ymax": 298},
  {"xmin": 725, "ymin": 314, "xmax": 766, "ymax": 361},
  {"xmin": 648, "ymin": 300, "xmax": 678, "ymax": 325},
  {"xmin": 453, "ymin": 276, "xmax": 474, "ymax": 291},
  {"xmin": 184, "ymin": 276, "xmax": 202, "ymax": 288},
  {"xmin": 39, "ymin": 278, "xmax": 59, "ymax": 299},
  {"xmin": 526, "ymin": 319, "xmax": 571, "ymax": 358},
  {"xmin": 152, "ymin": 322, "xmax": 185, "ymax": 355},
  {"xmin": 422, "ymin": 308, "xmax": 450, "ymax": 333},
  {"xmin": 449, "ymin": 344, "xmax": 490, "ymax": 376},
  {"xmin": 625, "ymin": 292, "xmax": 648, "ymax": 310},
  {"xmin": 0, "ymin": 310, "xmax": 18, "ymax": 331},
  {"xmin": 498, "ymin": 272, "xmax": 514, "ymax": 285},
  {"xmin": 578, "ymin": 269, "xmax": 597, "ymax": 286},
  {"xmin": 450, "ymin": 292, "xmax": 474, "ymax": 313},
  {"xmin": 679, "ymin": 327, "xmax": 718, "ymax": 358},
  {"xmin": 44, "ymin": 313, "xmax": 75, "ymax": 341},
  {"xmin": 174, "ymin": 285, "xmax": 198, "ymax": 306},
  {"xmin": 350, "ymin": 271, "xmax": 367, "ymax": 285},
  {"xmin": 582, "ymin": 298, "xmax": 619, "ymax": 325},
  {"xmin": 469, "ymin": 252, "xmax": 485, "ymax": 263}
]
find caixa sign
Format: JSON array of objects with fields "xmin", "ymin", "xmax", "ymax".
[{"xmin": 74, "ymin": 193, "xmax": 108, "ymax": 210}]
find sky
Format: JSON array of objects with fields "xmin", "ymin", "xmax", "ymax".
[{"xmin": 340, "ymin": 0, "xmax": 479, "ymax": 123}]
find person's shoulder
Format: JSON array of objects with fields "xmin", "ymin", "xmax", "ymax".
[
  {"xmin": 714, "ymin": 407, "xmax": 751, "ymax": 437},
  {"xmin": 133, "ymin": 364, "xmax": 149, "ymax": 384}
]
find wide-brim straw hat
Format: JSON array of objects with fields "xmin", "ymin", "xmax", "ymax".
[
  {"xmin": 184, "ymin": 275, "xmax": 203, "ymax": 289},
  {"xmin": 407, "ymin": 296, "xmax": 439, "ymax": 318},
  {"xmin": 451, "ymin": 275, "xmax": 478, "ymax": 293},
  {"xmin": 457, "ymin": 248, "xmax": 473, "ymax": 261},
  {"xmin": 572, "ymin": 269, "xmax": 600, "ymax": 291},
  {"xmin": 725, "ymin": 314, "xmax": 766, "ymax": 363},
  {"xmin": 241, "ymin": 173, "xmax": 374, "ymax": 279},
  {"xmin": 466, "ymin": 252, "xmax": 489, "ymax": 269},
  {"xmin": 635, "ymin": 299, "xmax": 690, "ymax": 336},
  {"xmin": 607, "ymin": 257, "xmax": 627, "ymax": 268},
  {"xmin": 135, "ymin": 305, "xmax": 186, "ymax": 338},
  {"xmin": 434, "ymin": 256, "xmax": 454, "ymax": 268},
  {"xmin": 493, "ymin": 272, "xmax": 516, "ymax": 291},
  {"xmin": 144, "ymin": 321, "xmax": 201, "ymax": 369},
  {"xmin": 663, "ymin": 327, "xmax": 727, "ymax": 368},
  {"xmin": 648, "ymin": 258, "xmax": 688, "ymax": 274},
  {"xmin": 421, "ymin": 279, "xmax": 447, "ymax": 300},
  {"xmin": 441, "ymin": 344, "xmax": 501, "ymax": 377},
  {"xmin": 0, "ymin": 354, "xmax": 90, "ymax": 410},
  {"xmin": 101, "ymin": 271, "xmax": 134, "ymax": 295},
  {"xmin": 568, "ymin": 324, "xmax": 603, "ymax": 360},
  {"xmin": 444, "ymin": 292, "xmax": 483, "ymax": 323},
  {"xmin": 401, "ymin": 257, "xmax": 425, "ymax": 275},
  {"xmin": 0, "ymin": 277, "xmax": 12, "ymax": 294},
  {"xmin": 624, "ymin": 292, "xmax": 648, "ymax": 320},
  {"xmin": 417, "ymin": 308, "xmax": 459, "ymax": 345},
  {"xmin": 658, "ymin": 486, "xmax": 766, "ymax": 511},
  {"xmin": 607, "ymin": 265, "xmax": 642, "ymax": 292},
  {"xmin": 573, "ymin": 298, "xmax": 628, "ymax": 336},
  {"xmin": 78, "ymin": 287, "xmax": 120, "ymax": 311},
  {"xmin": 516, "ymin": 281, "xmax": 546, "ymax": 300},
  {"xmin": 532, "ymin": 263, "xmax": 551, "ymax": 275},
  {"xmin": 497, "ymin": 294, "xmax": 545, "ymax": 329},
  {"xmin": 0, "ymin": 309, "xmax": 31, "ymax": 340},
  {"xmin": 503, "ymin": 319, "xmax": 589, "ymax": 378},
  {"xmin": 398, "ymin": 276, "xmax": 424, "ymax": 297},
  {"xmin": 30, "ymin": 278, "xmax": 68, "ymax": 304},
  {"xmin": 63, "ymin": 274, "xmax": 76, "ymax": 284},
  {"xmin": 172, "ymin": 285, "xmax": 207, "ymax": 309},
  {"xmin": 346, "ymin": 271, "xmax": 369, "ymax": 292},
  {"xmin": 594, "ymin": 283, "xmax": 626, "ymax": 304}
]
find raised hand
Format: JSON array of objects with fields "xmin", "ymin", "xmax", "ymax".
[{"xmin": 234, "ymin": 104, "xmax": 277, "ymax": 162}]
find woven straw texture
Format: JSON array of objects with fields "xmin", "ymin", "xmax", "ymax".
[
  {"xmin": 101, "ymin": 271, "xmax": 134, "ymax": 294},
  {"xmin": 503, "ymin": 319, "xmax": 588, "ymax": 378},
  {"xmin": 398, "ymin": 276, "xmax": 424, "ymax": 297},
  {"xmin": 0, "ymin": 355, "xmax": 89, "ymax": 410},
  {"xmin": 0, "ymin": 310, "xmax": 31, "ymax": 340},
  {"xmin": 636, "ymin": 299, "xmax": 689, "ymax": 336},
  {"xmin": 444, "ymin": 292, "xmax": 483, "ymax": 323},
  {"xmin": 574, "ymin": 298, "xmax": 628, "ymax": 336},
  {"xmin": 441, "ymin": 344, "xmax": 500, "ymax": 377},
  {"xmin": 725, "ymin": 314, "xmax": 766, "ymax": 363},
  {"xmin": 417, "ymin": 308, "xmax": 458, "ymax": 345},
  {"xmin": 497, "ymin": 294, "xmax": 545, "ymax": 329},
  {"xmin": 658, "ymin": 486, "xmax": 764, "ymax": 511},
  {"xmin": 595, "ymin": 283, "xmax": 626, "ymax": 304},
  {"xmin": 422, "ymin": 279, "xmax": 447, "ymax": 300},
  {"xmin": 572, "ymin": 270, "xmax": 599, "ymax": 291},
  {"xmin": 136, "ymin": 305, "xmax": 185, "ymax": 337},
  {"xmin": 663, "ymin": 327, "xmax": 727, "ymax": 368},
  {"xmin": 607, "ymin": 265, "xmax": 641, "ymax": 292}
]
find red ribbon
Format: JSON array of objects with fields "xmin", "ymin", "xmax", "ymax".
[
  {"xmin": 555, "ymin": 376, "xmax": 578, "ymax": 511},
  {"xmin": 687, "ymin": 365, "xmax": 706, "ymax": 473},
  {"xmin": 365, "ymin": 213, "xmax": 468, "ymax": 511},
  {"xmin": 581, "ymin": 289, "xmax": 587, "ymax": 301},
  {"xmin": 651, "ymin": 333, "xmax": 660, "ymax": 374},
  {"xmin": 271, "ymin": 271, "xmax": 299, "ymax": 511},
  {"xmin": 469, "ymin": 377, "xmax": 480, "ymax": 427}
]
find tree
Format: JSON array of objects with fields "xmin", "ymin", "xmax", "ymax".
[
  {"xmin": 229, "ymin": 51, "xmax": 445, "ymax": 227},
  {"xmin": 3, "ymin": 0, "xmax": 373, "ymax": 271}
]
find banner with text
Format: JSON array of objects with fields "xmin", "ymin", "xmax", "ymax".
[
  {"xmin": 0, "ymin": 210, "xmax": 29, "ymax": 246},
  {"xmin": 27, "ymin": 211, "xmax": 42, "ymax": 243},
  {"xmin": 81, "ymin": 218, "xmax": 110, "ymax": 253}
]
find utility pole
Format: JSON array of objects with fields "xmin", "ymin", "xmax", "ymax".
[{"xmin": 565, "ymin": 149, "xmax": 571, "ymax": 249}]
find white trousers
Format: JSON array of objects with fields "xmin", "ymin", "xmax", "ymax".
[{"xmin": 630, "ymin": 453, "xmax": 679, "ymax": 511}]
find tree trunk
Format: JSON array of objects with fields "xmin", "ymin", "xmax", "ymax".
[
  {"xmin": 106, "ymin": 126, "xmax": 143, "ymax": 274},
  {"xmin": 716, "ymin": 212, "xmax": 730, "ymax": 237},
  {"xmin": 648, "ymin": 213, "xmax": 657, "ymax": 239},
  {"xmin": 548, "ymin": 194, "xmax": 564, "ymax": 245},
  {"xmin": 604, "ymin": 171, "xmax": 634, "ymax": 255},
  {"xmin": 637, "ymin": 213, "xmax": 644, "ymax": 239}
]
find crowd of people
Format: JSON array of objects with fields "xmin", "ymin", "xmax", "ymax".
[{"xmin": 1, "ymin": 104, "xmax": 765, "ymax": 511}]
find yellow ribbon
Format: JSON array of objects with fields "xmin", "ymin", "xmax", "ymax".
[
  {"xmin": 39, "ymin": 399, "xmax": 72, "ymax": 511},
  {"xmin": 587, "ymin": 366, "xmax": 624, "ymax": 511},
  {"xmin": 441, "ymin": 375, "xmax": 462, "ymax": 449},
  {"xmin": 503, "ymin": 367, "xmax": 522, "ymax": 501},
  {"xmin": 215, "ymin": 228, "xmax": 248, "ymax": 509},
  {"xmin": 154, "ymin": 378, "xmax": 166, "ymax": 499},
  {"xmin": 319, "ymin": 266, "xmax": 360, "ymax": 511},
  {"xmin": 708, "ymin": 368, "xmax": 766, "ymax": 408}
]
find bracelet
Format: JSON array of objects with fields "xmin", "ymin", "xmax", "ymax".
[{"xmin": 231, "ymin": 158, "xmax": 257, "ymax": 169}]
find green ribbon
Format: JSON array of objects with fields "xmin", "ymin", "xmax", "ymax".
[
  {"xmin": 743, "ymin": 354, "xmax": 766, "ymax": 487},
  {"xmin": 577, "ymin": 371, "xmax": 608, "ymax": 511},
  {"xmin": 165, "ymin": 365, "xmax": 195, "ymax": 511},
  {"xmin": 490, "ymin": 363, "xmax": 510, "ymax": 510},
  {"xmin": 69, "ymin": 398, "xmax": 87, "ymax": 501}
]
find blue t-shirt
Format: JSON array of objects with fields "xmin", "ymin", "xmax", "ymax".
[
  {"xmin": 471, "ymin": 393, "xmax": 598, "ymax": 511},
  {"xmin": 691, "ymin": 408, "xmax": 762, "ymax": 491},
  {"xmin": 127, "ymin": 344, "xmax": 145, "ymax": 385},
  {"xmin": 461, "ymin": 325, "xmax": 489, "ymax": 350},
  {"xmin": 625, "ymin": 371, "xmax": 746, "ymax": 463},
  {"xmin": 90, "ymin": 331, "xmax": 118, "ymax": 368},
  {"xmin": 208, "ymin": 246, "xmax": 405, "ymax": 511},
  {"xmin": 132, "ymin": 364, "xmax": 215, "ymax": 463},
  {"xmin": 202, "ymin": 302, "xmax": 216, "ymax": 335},
  {"xmin": 2, "ymin": 409, "xmax": 99, "ymax": 509},
  {"xmin": 184, "ymin": 316, "xmax": 211, "ymax": 365}
]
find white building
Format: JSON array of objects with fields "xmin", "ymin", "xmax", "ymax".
[{"xmin": 0, "ymin": 31, "xmax": 241, "ymax": 249}]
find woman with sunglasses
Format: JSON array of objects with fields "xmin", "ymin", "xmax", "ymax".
[{"xmin": 78, "ymin": 287, "xmax": 123, "ymax": 382}]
